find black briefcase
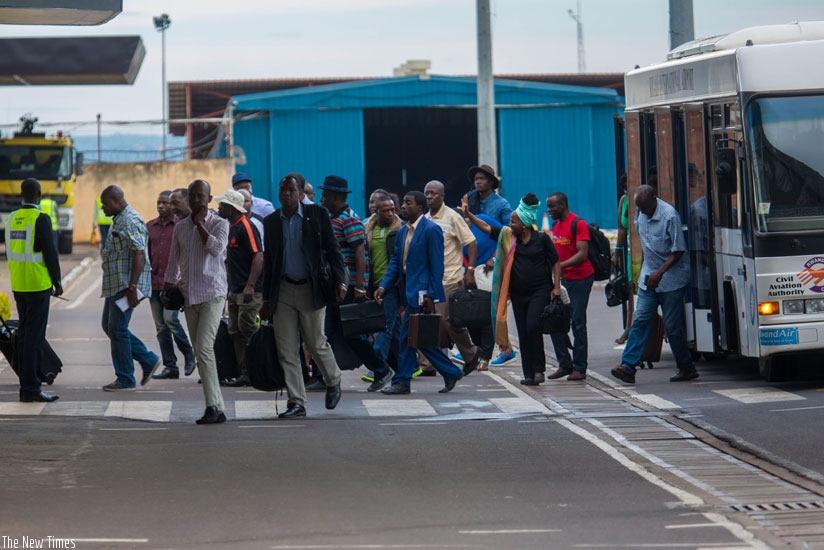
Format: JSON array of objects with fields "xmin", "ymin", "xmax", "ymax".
[
  {"xmin": 339, "ymin": 300, "xmax": 386, "ymax": 338},
  {"xmin": 448, "ymin": 288, "xmax": 491, "ymax": 328},
  {"xmin": 407, "ymin": 313, "xmax": 442, "ymax": 349}
]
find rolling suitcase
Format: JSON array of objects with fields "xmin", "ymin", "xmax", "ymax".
[
  {"xmin": 214, "ymin": 316, "xmax": 239, "ymax": 381},
  {"xmin": 0, "ymin": 316, "xmax": 63, "ymax": 385},
  {"xmin": 638, "ymin": 313, "xmax": 664, "ymax": 369}
]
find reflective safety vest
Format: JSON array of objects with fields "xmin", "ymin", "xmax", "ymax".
[
  {"xmin": 96, "ymin": 197, "xmax": 112, "ymax": 226},
  {"xmin": 40, "ymin": 198, "xmax": 58, "ymax": 231},
  {"xmin": 5, "ymin": 208, "xmax": 52, "ymax": 293}
]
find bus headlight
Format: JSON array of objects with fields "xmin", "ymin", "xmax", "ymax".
[
  {"xmin": 807, "ymin": 298, "xmax": 824, "ymax": 313},
  {"xmin": 784, "ymin": 300, "xmax": 805, "ymax": 315},
  {"xmin": 759, "ymin": 302, "xmax": 780, "ymax": 315}
]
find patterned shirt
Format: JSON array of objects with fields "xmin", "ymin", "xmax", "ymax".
[
  {"xmin": 165, "ymin": 209, "xmax": 229, "ymax": 306},
  {"xmin": 101, "ymin": 205, "xmax": 151, "ymax": 298},
  {"xmin": 636, "ymin": 197, "xmax": 690, "ymax": 293},
  {"xmin": 330, "ymin": 205, "xmax": 369, "ymax": 287}
]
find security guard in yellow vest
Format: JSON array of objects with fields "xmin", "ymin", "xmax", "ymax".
[
  {"xmin": 95, "ymin": 197, "xmax": 113, "ymax": 249},
  {"xmin": 39, "ymin": 196, "xmax": 59, "ymax": 251},
  {"xmin": 5, "ymin": 178, "xmax": 63, "ymax": 402}
]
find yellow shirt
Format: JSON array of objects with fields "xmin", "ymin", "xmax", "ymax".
[{"xmin": 426, "ymin": 206, "xmax": 476, "ymax": 286}]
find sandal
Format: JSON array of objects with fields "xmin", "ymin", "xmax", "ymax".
[
  {"xmin": 477, "ymin": 359, "xmax": 489, "ymax": 371},
  {"xmin": 614, "ymin": 330, "xmax": 629, "ymax": 345}
]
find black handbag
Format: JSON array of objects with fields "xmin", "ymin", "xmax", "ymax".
[
  {"xmin": 162, "ymin": 286, "xmax": 184, "ymax": 311},
  {"xmin": 448, "ymin": 288, "xmax": 491, "ymax": 328},
  {"xmin": 540, "ymin": 299, "xmax": 571, "ymax": 335},
  {"xmin": 339, "ymin": 300, "xmax": 386, "ymax": 338},
  {"xmin": 245, "ymin": 322, "xmax": 285, "ymax": 391},
  {"xmin": 605, "ymin": 271, "xmax": 630, "ymax": 307}
]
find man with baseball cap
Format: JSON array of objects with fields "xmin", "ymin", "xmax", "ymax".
[
  {"xmin": 216, "ymin": 188, "xmax": 263, "ymax": 387},
  {"xmin": 232, "ymin": 173, "xmax": 275, "ymax": 221},
  {"xmin": 464, "ymin": 164, "xmax": 512, "ymax": 226}
]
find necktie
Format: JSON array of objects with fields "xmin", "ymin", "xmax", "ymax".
[{"xmin": 402, "ymin": 223, "xmax": 415, "ymax": 272}]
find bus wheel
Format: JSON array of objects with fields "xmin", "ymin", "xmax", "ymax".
[{"xmin": 759, "ymin": 357, "xmax": 776, "ymax": 382}]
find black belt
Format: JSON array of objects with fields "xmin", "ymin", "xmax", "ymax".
[{"xmin": 282, "ymin": 275, "xmax": 309, "ymax": 285}]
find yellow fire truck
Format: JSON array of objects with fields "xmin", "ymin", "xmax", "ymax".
[{"xmin": 0, "ymin": 116, "xmax": 83, "ymax": 254}]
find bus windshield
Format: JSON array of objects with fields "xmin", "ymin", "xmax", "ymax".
[
  {"xmin": 747, "ymin": 96, "xmax": 824, "ymax": 232},
  {"xmin": 0, "ymin": 145, "xmax": 72, "ymax": 181}
]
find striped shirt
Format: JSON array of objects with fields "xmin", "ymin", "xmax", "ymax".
[
  {"xmin": 101, "ymin": 205, "xmax": 151, "ymax": 298},
  {"xmin": 330, "ymin": 205, "xmax": 368, "ymax": 287},
  {"xmin": 165, "ymin": 209, "xmax": 229, "ymax": 306}
]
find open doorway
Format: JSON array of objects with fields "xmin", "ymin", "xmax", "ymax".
[{"xmin": 364, "ymin": 107, "xmax": 477, "ymax": 213}]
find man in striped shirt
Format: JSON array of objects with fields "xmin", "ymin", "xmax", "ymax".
[
  {"xmin": 165, "ymin": 179, "xmax": 229, "ymax": 425},
  {"xmin": 217, "ymin": 188, "xmax": 263, "ymax": 387}
]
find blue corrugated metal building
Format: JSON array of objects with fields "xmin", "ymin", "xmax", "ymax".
[{"xmin": 228, "ymin": 74, "xmax": 624, "ymax": 227}]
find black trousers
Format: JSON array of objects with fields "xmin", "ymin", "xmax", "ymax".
[
  {"xmin": 13, "ymin": 289, "xmax": 51, "ymax": 395},
  {"xmin": 510, "ymin": 290, "xmax": 550, "ymax": 381}
]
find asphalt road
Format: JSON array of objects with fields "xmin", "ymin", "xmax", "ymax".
[{"xmin": 2, "ymin": 246, "xmax": 824, "ymax": 548}]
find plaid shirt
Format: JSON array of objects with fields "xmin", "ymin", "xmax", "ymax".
[{"xmin": 101, "ymin": 205, "xmax": 151, "ymax": 298}]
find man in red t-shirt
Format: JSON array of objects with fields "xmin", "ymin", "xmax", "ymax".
[{"xmin": 547, "ymin": 192, "xmax": 594, "ymax": 381}]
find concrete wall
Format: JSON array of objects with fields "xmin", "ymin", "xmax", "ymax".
[{"xmin": 75, "ymin": 160, "xmax": 232, "ymax": 242}]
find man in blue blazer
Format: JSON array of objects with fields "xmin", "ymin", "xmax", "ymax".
[{"xmin": 374, "ymin": 190, "xmax": 464, "ymax": 394}]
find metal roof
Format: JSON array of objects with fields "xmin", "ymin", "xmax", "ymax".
[{"xmin": 0, "ymin": 0, "xmax": 121, "ymax": 26}]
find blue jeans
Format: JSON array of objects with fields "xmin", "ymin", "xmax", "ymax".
[
  {"xmin": 102, "ymin": 291, "xmax": 160, "ymax": 387},
  {"xmin": 373, "ymin": 285, "xmax": 401, "ymax": 364},
  {"xmin": 149, "ymin": 293, "xmax": 194, "ymax": 371},
  {"xmin": 621, "ymin": 286, "xmax": 695, "ymax": 373},
  {"xmin": 550, "ymin": 276, "xmax": 593, "ymax": 373},
  {"xmin": 393, "ymin": 304, "xmax": 463, "ymax": 388}
]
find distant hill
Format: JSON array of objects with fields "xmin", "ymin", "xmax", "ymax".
[{"xmin": 72, "ymin": 134, "xmax": 189, "ymax": 163}]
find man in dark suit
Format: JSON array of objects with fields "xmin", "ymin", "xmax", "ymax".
[
  {"xmin": 261, "ymin": 173, "xmax": 348, "ymax": 418},
  {"xmin": 374, "ymin": 190, "xmax": 464, "ymax": 394}
]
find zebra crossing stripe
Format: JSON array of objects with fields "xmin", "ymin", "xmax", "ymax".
[
  {"xmin": 104, "ymin": 401, "xmax": 173, "ymax": 422},
  {"xmin": 363, "ymin": 399, "xmax": 437, "ymax": 417},
  {"xmin": 713, "ymin": 387, "xmax": 806, "ymax": 404}
]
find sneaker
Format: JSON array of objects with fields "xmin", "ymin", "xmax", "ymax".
[
  {"xmin": 361, "ymin": 371, "xmax": 375, "ymax": 383},
  {"xmin": 141, "ymin": 357, "xmax": 162, "ymax": 386},
  {"xmin": 491, "ymin": 350, "xmax": 517, "ymax": 366},
  {"xmin": 611, "ymin": 366, "xmax": 636, "ymax": 384},
  {"xmin": 102, "ymin": 381, "xmax": 136, "ymax": 392},
  {"xmin": 451, "ymin": 352, "xmax": 464, "ymax": 364},
  {"xmin": 411, "ymin": 366, "xmax": 423, "ymax": 378},
  {"xmin": 368, "ymin": 368, "xmax": 395, "ymax": 392}
]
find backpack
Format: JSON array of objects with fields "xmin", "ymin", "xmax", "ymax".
[{"xmin": 570, "ymin": 215, "xmax": 611, "ymax": 281}]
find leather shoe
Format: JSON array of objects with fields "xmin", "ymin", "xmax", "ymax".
[
  {"xmin": 547, "ymin": 368, "xmax": 571, "ymax": 380},
  {"xmin": 278, "ymin": 403, "xmax": 306, "ymax": 418},
  {"xmin": 438, "ymin": 374, "xmax": 462, "ymax": 393},
  {"xmin": 20, "ymin": 391, "xmax": 59, "ymax": 403},
  {"xmin": 195, "ymin": 406, "xmax": 226, "ymax": 425},
  {"xmin": 611, "ymin": 365, "xmax": 636, "ymax": 384},
  {"xmin": 520, "ymin": 378, "xmax": 537, "ymax": 386},
  {"xmin": 225, "ymin": 376, "xmax": 250, "ymax": 387},
  {"xmin": 152, "ymin": 367, "xmax": 179, "ymax": 380},
  {"xmin": 325, "ymin": 383, "xmax": 342, "ymax": 410},
  {"xmin": 670, "ymin": 369, "xmax": 699, "ymax": 382},
  {"xmin": 381, "ymin": 382, "xmax": 410, "ymax": 395},
  {"xmin": 567, "ymin": 370, "xmax": 587, "ymax": 381},
  {"xmin": 184, "ymin": 354, "xmax": 197, "ymax": 376},
  {"xmin": 462, "ymin": 347, "xmax": 482, "ymax": 376},
  {"xmin": 533, "ymin": 373, "xmax": 545, "ymax": 385}
]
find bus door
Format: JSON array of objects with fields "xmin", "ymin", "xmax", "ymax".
[{"xmin": 710, "ymin": 102, "xmax": 755, "ymax": 356}]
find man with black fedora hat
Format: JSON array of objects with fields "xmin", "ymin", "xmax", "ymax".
[
  {"xmin": 319, "ymin": 175, "xmax": 395, "ymax": 392},
  {"xmin": 464, "ymin": 164, "xmax": 512, "ymax": 227}
]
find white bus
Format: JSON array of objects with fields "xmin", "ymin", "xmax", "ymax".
[{"xmin": 622, "ymin": 21, "xmax": 824, "ymax": 380}]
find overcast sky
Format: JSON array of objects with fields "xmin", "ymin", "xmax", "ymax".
[{"xmin": 1, "ymin": 0, "xmax": 823, "ymax": 136}]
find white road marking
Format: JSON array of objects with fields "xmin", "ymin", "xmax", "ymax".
[
  {"xmin": 42, "ymin": 401, "xmax": 108, "ymax": 416},
  {"xmin": 0, "ymin": 402, "xmax": 47, "ymax": 415},
  {"xmin": 634, "ymin": 394, "xmax": 681, "ymax": 410},
  {"xmin": 364, "ymin": 399, "xmax": 437, "ymax": 417},
  {"xmin": 490, "ymin": 396, "xmax": 550, "ymax": 414},
  {"xmin": 460, "ymin": 528, "xmax": 562, "ymax": 534},
  {"xmin": 235, "ymin": 400, "xmax": 278, "ymax": 419},
  {"xmin": 769, "ymin": 404, "xmax": 824, "ymax": 412},
  {"xmin": 104, "ymin": 400, "xmax": 172, "ymax": 422},
  {"xmin": 64, "ymin": 272, "xmax": 102, "ymax": 310},
  {"xmin": 713, "ymin": 387, "xmax": 805, "ymax": 404},
  {"xmin": 665, "ymin": 523, "xmax": 726, "ymax": 529},
  {"xmin": 237, "ymin": 424, "xmax": 305, "ymax": 428}
]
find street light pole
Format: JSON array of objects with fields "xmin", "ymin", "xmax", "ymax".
[
  {"xmin": 568, "ymin": 1, "xmax": 585, "ymax": 73},
  {"xmin": 153, "ymin": 13, "xmax": 171, "ymax": 161}
]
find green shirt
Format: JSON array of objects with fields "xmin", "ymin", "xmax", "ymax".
[{"xmin": 370, "ymin": 224, "xmax": 390, "ymax": 284}]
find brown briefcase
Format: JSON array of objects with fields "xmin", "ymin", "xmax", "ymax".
[{"xmin": 407, "ymin": 313, "xmax": 442, "ymax": 349}]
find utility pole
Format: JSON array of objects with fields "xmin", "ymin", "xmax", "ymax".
[
  {"xmin": 669, "ymin": 0, "xmax": 695, "ymax": 50},
  {"xmin": 153, "ymin": 13, "xmax": 171, "ymax": 161},
  {"xmin": 568, "ymin": 0, "xmax": 585, "ymax": 73},
  {"xmin": 476, "ymin": 0, "xmax": 498, "ymax": 174}
]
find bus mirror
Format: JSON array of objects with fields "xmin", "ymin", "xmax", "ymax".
[
  {"xmin": 715, "ymin": 148, "xmax": 736, "ymax": 194},
  {"xmin": 75, "ymin": 152, "xmax": 84, "ymax": 176}
]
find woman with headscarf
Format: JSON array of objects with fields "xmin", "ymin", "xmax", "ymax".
[{"xmin": 461, "ymin": 193, "xmax": 561, "ymax": 385}]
